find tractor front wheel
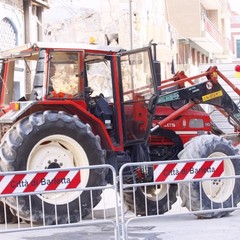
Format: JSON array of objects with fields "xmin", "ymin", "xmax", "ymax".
[{"xmin": 178, "ymin": 135, "xmax": 240, "ymax": 218}]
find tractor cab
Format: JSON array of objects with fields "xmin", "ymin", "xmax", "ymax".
[{"xmin": 0, "ymin": 42, "xmax": 158, "ymax": 149}]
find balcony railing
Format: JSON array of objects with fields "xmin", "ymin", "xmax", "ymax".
[{"xmin": 202, "ymin": 15, "xmax": 223, "ymax": 46}]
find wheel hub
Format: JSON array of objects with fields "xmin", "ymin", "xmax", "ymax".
[
  {"xmin": 202, "ymin": 152, "xmax": 235, "ymax": 203},
  {"xmin": 46, "ymin": 159, "xmax": 62, "ymax": 169},
  {"xmin": 27, "ymin": 134, "xmax": 90, "ymax": 205}
]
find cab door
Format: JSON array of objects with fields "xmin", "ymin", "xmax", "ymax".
[{"xmin": 118, "ymin": 46, "xmax": 158, "ymax": 144}]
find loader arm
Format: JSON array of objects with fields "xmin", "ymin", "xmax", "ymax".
[{"xmin": 155, "ymin": 75, "xmax": 240, "ymax": 132}]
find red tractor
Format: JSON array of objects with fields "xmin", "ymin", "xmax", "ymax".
[
  {"xmin": 0, "ymin": 42, "xmax": 159, "ymax": 224},
  {"xmin": 0, "ymin": 42, "xmax": 240, "ymax": 223}
]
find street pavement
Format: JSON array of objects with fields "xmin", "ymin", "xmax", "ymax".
[
  {"xmin": 0, "ymin": 189, "xmax": 240, "ymax": 240},
  {"xmin": 1, "ymin": 203, "xmax": 240, "ymax": 240}
]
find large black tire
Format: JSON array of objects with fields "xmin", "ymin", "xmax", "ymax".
[
  {"xmin": 123, "ymin": 143, "xmax": 178, "ymax": 216},
  {"xmin": 0, "ymin": 111, "xmax": 106, "ymax": 224},
  {"xmin": 178, "ymin": 135, "xmax": 240, "ymax": 218},
  {"xmin": 124, "ymin": 177, "xmax": 178, "ymax": 215},
  {"xmin": 0, "ymin": 201, "xmax": 17, "ymax": 223}
]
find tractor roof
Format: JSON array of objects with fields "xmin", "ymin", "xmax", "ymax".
[{"xmin": 0, "ymin": 42, "xmax": 124, "ymax": 59}]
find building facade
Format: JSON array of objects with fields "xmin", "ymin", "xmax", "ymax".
[
  {"xmin": 43, "ymin": 0, "xmax": 178, "ymax": 79},
  {"xmin": 43, "ymin": 0, "xmax": 234, "ymax": 78},
  {"xmin": 166, "ymin": 0, "xmax": 232, "ymax": 75},
  {"xmin": 0, "ymin": 0, "xmax": 49, "ymax": 51},
  {"xmin": 231, "ymin": 11, "xmax": 240, "ymax": 62},
  {"xmin": 0, "ymin": 0, "xmax": 237, "ymax": 84}
]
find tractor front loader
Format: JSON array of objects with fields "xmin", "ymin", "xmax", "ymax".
[{"xmin": 148, "ymin": 66, "xmax": 240, "ymax": 218}]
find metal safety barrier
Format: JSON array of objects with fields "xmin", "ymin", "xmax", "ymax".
[
  {"xmin": 119, "ymin": 155, "xmax": 240, "ymax": 240},
  {"xmin": 2, "ymin": 156, "xmax": 240, "ymax": 239},
  {"xmin": 0, "ymin": 164, "xmax": 120, "ymax": 239}
]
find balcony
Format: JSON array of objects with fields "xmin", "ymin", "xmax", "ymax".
[
  {"xmin": 201, "ymin": 0, "xmax": 222, "ymax": 10},
  {"xmin": 31, "ymin": 0, "xmax": 49, "ymax": 8},
  {"xmin": 166, "ymin": 0, "xmax": 228, "ymax": 54},
  {"xmin": 189, "ymin": 14, "xmax": 224, "ymax": 53}
]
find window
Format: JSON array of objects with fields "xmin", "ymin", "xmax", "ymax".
[
  {"xmin": 48, "ymin": 51, "xmax": 81, "ymax": 98},
  {"xmin": 86, "ymin": 58, "xmax": 113, "ymax": 102},
  {"xmin": 191, "ymin": 48, "xmax": 196, "ymax": 65},
  {"xmin": 236, "ymin": 39, "xmax": 240, "ymax": 58},
  {"xmin": 0, "ymin": 18, "xmax": 17, "ymax": 51}
]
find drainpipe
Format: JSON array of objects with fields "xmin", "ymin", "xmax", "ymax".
[
  {"xmin": 36, "ymin": 6, "xmax": 43, "ymax": 41},
  {"xmin": 129, "ymin": 0, "xmax": 133, "ymax": 49},
  {"xmin": 23, "ymin": 0, "xmax": 32, "ymax": 43}
]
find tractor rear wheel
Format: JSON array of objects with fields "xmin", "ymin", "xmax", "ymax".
[
  {"xmin": 178, "ymin": 135, "xmax": 240, "ymax": 218},
  {"xmin": 0, "ymin": 111, "xmax": 106, "ymax": 224}
]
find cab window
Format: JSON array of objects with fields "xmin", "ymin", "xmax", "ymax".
[{"xmin": 48, "ymin": 51, "xmax": 82, "ymax": 98}]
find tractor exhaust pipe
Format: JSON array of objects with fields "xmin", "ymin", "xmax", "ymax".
[{"xmin": 152, "ymin": 43, "xmax": 161, "ymax": 87}]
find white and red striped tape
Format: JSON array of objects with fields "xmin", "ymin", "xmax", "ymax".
[
  {"xmin": 0, "ymin": 169, "xmax": 81, "ymax": 195},
  {"xmin": 154, "ymin": 160, "xmax": 224, "ymax": 182}
]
